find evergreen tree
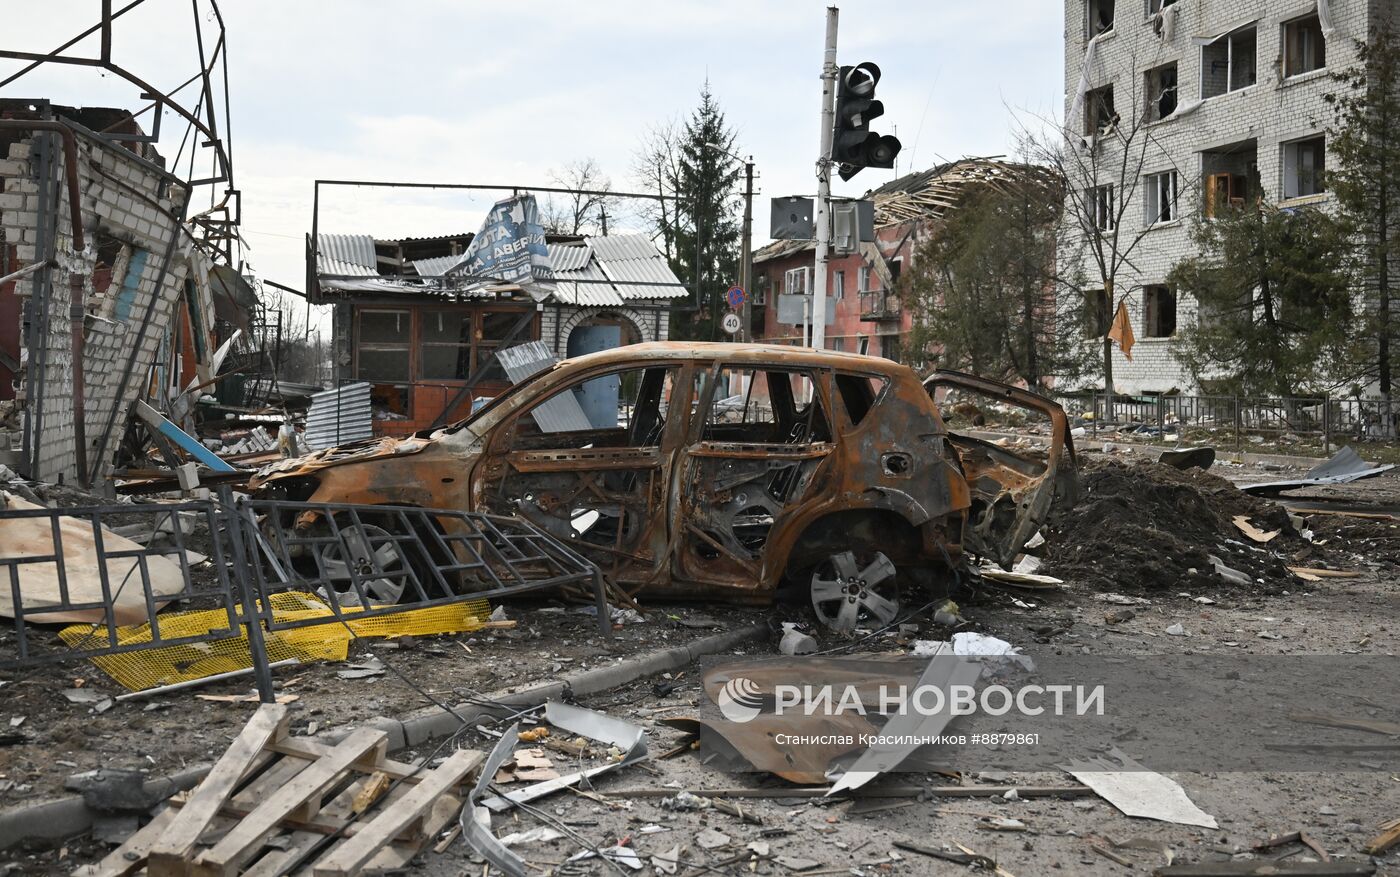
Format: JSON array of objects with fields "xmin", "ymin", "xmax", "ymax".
[
  {"xmin": 1168, "ymin": 203, "xmax": 1354, "ymax": 397},
  {"xmin": 650, "ymin": 83, "xmax": 742, "ymax": 342},
  {"xmin": 1326, "ymin": 17, "xmax": 1400, "ymax": 398}
]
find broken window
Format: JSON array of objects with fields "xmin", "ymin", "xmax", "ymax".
[
  {"xmin": 835, "ymin": 373, "xmax": 888, "ymax": 426},
  {"xmin": 1146, "ymin": 0, "xmax": 1177, "ymax": 13},
  {"xmin": 1088, "ymin": 184, "xmax": 1116, "ymax": 231},
  {"xmin": 1088, "ymin": 0, "xmax": 1115, "ymax": 37},
  {"xmin": 419, "ymin": 310, "xmax": 471, "ymax": 380},
  {"xmin": 1145, "ymin": 170, "xmax": 1180, "ymax": 224},
  {"xmin": 858, "ymin": 265, "xmax": 872, "ymax": 293},
  {"xmin": 1084, "ymin": 85, "xmax": 1117, "ymax": 136},
  {"xmin": 1283, "ymin": 136, "xmax": 1326, "ymax": 199},
  {"xmin": 1085, "ymin": 289, "xmax": 1110, "ymax": 338},
  {"xmin": 476, "ymin": 310, "xmax": 527, "ymax": 383},
  {"xmin": 356, "ymin": 309, "xmax": 411, "ymax": 382},
  {"xmin": 880, "ymin": 334, "xmax": 902, "ymax": 364},
  {"xmin": 1143, "ymin": 285, "xmax": 1177, "ymax": 337},
  {"xmin": 1284, "ymin": 14, "xmax": 1326, "ymax": 78},
  {"xmin": 1201, "ymin": 25, "xmax": 1256, "ymax": 98},
  {"xmin": 857, "ymin": 336, "xmax": 870, "ymax": 356},
  {"xmin": 1202, "ymin": 140, "xmax": 1259, "ymax": 217},
  {"xmin": 706, "ymin": 367, "xmax": 831, "ymax": 445},
  {"xmin": 1144, "ymin": 62, "xmax": 1178, "ymax": 122},
  {"xmin": 833, "ymin": 269, "xmax": 845, "ymax": 301},
  {"xmin": 784, "ymin": 267, "xmax": 810, "ymax": 295}
]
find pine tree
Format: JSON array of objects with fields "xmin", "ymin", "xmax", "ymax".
[
  {"xmin": 1326, "ymin": 16, "xmax": 1400, "ymax": 399},
  {"xmin": 1168, "ymin": 203, "xmax": 1354, "ymax": 397},
  {"xmin": 667, "ymin": 83, "xmax": 742, "ymax": 342}
]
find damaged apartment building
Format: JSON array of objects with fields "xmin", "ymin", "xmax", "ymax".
[
  {"xmin": 0, "ymin": 101, "xmax": 242, "ymax": 485},
  {"xmin": 310, "ymin": 227, "xmax": 685, "ymax": 435},
  {"xmin": 1063, "ymin": 0, "xmax": 1384, "ymax": 395},
  {"xmin": 754, "ymin": 158, "xmax": 1058, "ymax": 367}
]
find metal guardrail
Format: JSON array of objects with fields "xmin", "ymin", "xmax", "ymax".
[{"xmin": 0, "ymin": 489, "xmax": 609, "ymax": 701}]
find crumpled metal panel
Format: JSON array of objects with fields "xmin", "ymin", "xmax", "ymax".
[{"xmin": 496, "ymin": 342, "xmax": 591, "ymax": 433}]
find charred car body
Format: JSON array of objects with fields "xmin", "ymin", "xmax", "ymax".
[{"xmin": 250, "ymin": 343, "xmax": 1076, "ymax": 632}]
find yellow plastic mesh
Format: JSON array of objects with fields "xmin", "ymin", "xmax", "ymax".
[{"xmin": 58, "ymin": 592, "xmax": 492, "ymax": 691}]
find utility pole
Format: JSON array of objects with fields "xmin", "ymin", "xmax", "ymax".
[
  {"xmin": 811, "ymin": 6, "xmax": 839, "ymax": 352},
  {"xmin": 740, "ymin": 156, "xmax": 754, "ymax": 342}
]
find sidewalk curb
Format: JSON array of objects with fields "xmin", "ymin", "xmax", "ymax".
[
  {"xmin": 345, "ymin": 620, "xmax": 770, "ymax": 751},
  {"xmin": 0, "ymin": 621, "xmax": 769, "ymax": 850}
]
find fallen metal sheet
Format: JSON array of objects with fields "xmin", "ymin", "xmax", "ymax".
[
  {"xmin": 304, "ymin": 383, "xmax": 373, "ymax": 451},
  {"xmin": 1061, "ymin": 749, "xmax": 1218, "ymax": 828},
  {"xmin": 1242, "ymin": 446, "xmax": 1396, "ymax": 496},
  {"xmin": 481, "ymin": 701, "xmax": 647, "ymax": 811},
  {"xmin": 1158, "ymin": 447, "xmax": 1215, "ymax": 471},
  {"xmin": 664, "ymin": 657, "xmax": 923, "ymax": 784},
  {"xmin": 826, "ymin": 655, "xmax": 983, "ymax": 794},
  {"xmin": 496, "ymin": 342, "xmax": 591, "ymax": 434},
  {"xmin": 460, "ymin": 722, "xmax": 527, "ymax": 877}
]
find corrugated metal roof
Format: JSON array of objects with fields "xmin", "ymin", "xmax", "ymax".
[
  {"xmin": 411, "ymin": 255, "xmax": 461, "ymax": 277},
  {"xmin": 317, "ymin": 234, "xmax": 378, "ymax": 277},
  {"xmin": 546, "ymin": 244, "xmax": 591, "ymax": 271},
  {"xmin": 316, "ymin": 232, "xmax": 685, "ymax": 305},
  {"xmin": 304, "ymin": 382, "xmax": 374, "ymax": 449}
]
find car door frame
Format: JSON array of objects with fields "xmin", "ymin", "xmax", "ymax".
[{"xmin": 469, "ymin": 358, "xmax": 697, "ymax": 588}]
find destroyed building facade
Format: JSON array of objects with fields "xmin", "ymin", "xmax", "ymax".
[
  {"xmin": 0, "ymin": 101, "xmax": 240, "ymax": 485},
  {"xmin": 1061, "ymin": 0, "xmax": 1382, "ymax": 395},
  {"xmin": 754, "ymin": 159, "xmax": 1052, "ymax": 368},
  {"xmin": 309, "ymin": 230, "xmax": 686, "ymax": 434}
]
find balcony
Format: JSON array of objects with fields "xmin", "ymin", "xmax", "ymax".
[{"xmin": 860, "ymin": 289, "xmax": 901, "ymax": 322}]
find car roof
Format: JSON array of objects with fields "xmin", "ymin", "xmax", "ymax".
[{"xmin": 557, "ymin": 341, "xmax": 913, "ymax": 374}]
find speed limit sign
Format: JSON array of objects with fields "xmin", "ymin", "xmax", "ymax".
[{"xmin": 721, "ymin": 311, "xmax": 742, "ymax": 336}]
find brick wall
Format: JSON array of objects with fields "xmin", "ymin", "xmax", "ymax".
[
  {"xmin": 1060, "ymin": 0, "xmax": 1394, "ymax": 394},
  {"xmin": 0, "ymin": 127, "xmax": 190, "ymax": 483}
]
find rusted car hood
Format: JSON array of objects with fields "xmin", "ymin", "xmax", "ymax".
[{"xmin": 249, "ymin": 433, "xmax": 434, "ymax": 487}]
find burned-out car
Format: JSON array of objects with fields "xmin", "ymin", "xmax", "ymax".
[{"xmin": 250, "ymin": 343, "xmax": 1076, "ymax": 632}]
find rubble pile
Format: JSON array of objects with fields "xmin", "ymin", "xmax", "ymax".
[{"xmin": 1041, "ymin": 458, "xmax": 1298, "ymax": 592}]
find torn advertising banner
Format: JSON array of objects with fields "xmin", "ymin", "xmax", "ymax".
[{"xmin": 448, "ymin": 194, "xmax": 555, "ymax": 301}]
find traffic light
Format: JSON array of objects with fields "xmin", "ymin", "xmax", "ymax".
[{"xmin": 831, "ymin": 62, "xmax": 901, "ymax": 181}]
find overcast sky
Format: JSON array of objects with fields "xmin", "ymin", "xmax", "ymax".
[{"xmin": 6, "ymin": 1, "xmax": 1064, "ymax": 310}]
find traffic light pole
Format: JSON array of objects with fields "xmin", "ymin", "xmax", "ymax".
[{"xmin": 811, "ymin": 5, "xmax": 839, "ymax": 354}]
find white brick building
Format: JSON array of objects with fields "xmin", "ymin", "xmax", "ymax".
[{"xmin": 1061, "ymin": 0, "xmax": 1395, "ymax": 394}]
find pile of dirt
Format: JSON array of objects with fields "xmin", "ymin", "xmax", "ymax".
[
  {"xmin": 1307, "ymin": 515, "xmax": 1400, "ymax": 570},
  {"xmin": 1041, "ymin": 458, "xmax": 1299, "ymax": 592}
]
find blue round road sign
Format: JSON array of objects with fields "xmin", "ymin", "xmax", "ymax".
[{"xmin": 726, "ymin": 286, "xmax": 746, "ymax": 308}]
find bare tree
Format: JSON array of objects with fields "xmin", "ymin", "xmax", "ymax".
[
  {"xmin": 540, "ymin": 158, "xmax": 618, "ymax": 236},
  {"xmin": 631, "ymin": 119, "xmax": 684, "ymax": 262},
  {"xmin": 1020, "ymin": 36, "xmax": 1198, "ymax": 415}
]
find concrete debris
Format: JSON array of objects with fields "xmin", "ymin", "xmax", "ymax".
[{"xmin": 778, "ymin": 622, "xmax": 817, "ymax": 655}]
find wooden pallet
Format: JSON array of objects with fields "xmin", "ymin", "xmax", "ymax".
[{"xmin": 75, "ymin": 704, "xmax": 483, "ymax": 877}]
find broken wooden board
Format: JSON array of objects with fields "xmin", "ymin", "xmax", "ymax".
[
  {"xmin": 1288, "ymin": 712, "xmax": 1400, "ymax": 737},
  {"xmin": 1153, "ymin": 862, "xmax": 1375, "ymax": 876},
  {"xmin": 1287, "ymin": 567, "xmax": 1362, "ymax": 581},
  {"xmin": 1231, "ymin": 515, "xmax": 1280, "ymax": 544},
  {"xmin": 95, "ymin": 701, "xmax": 482, "ymax": 877},
  {"xmin": 1365, "ymin": 816, "xmax": 1400, "ymax": 855},
  {"xmin": 978, "ymin": 568, "xmax": 1064, "ymax": 588}
]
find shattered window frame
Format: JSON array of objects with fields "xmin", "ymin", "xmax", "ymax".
[
  {"xmin": 355, "ymin": 308, "xmax": 413, "ymax": 383},
  {"xmin": 1283, "ymin": 13, "xmax": 1326, "ymax": 79},
  {"xmin": 419, "ymin": 308, "xmax": 473, "ymax": 381}
]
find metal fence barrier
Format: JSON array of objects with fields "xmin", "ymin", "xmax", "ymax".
[
  {"xmin": 1048, "ymin": 393, "xmax": 1400, "ymax": 452},
  {"xmin": 0, "ymin": 488, "xmax": 607, "ymax": 702}
]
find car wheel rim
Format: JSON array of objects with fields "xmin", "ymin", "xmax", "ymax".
[
  {"xmin": 318, "ymin": 522, "xmax": 407, "ymax": 607},
  {"xmin": 810, "ymin": 549, "xmax": 899, "ymax": 635}
]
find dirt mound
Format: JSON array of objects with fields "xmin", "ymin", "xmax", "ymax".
[{"xmin": 1041, "ymin": 458, "xmax": 1298, "ymax": 592}]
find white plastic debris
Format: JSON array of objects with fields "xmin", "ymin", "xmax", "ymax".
[
  {"xmin": 779, "ymin": 622, "xmax": 817, "ymax": 656},
  {"xmin": 1164, "ymin": 623, "xmax": 1188, "ymax": 637},
  {"xmin": 952, "ymin": 631, "xmax": 1034, "ymax": 671}
]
